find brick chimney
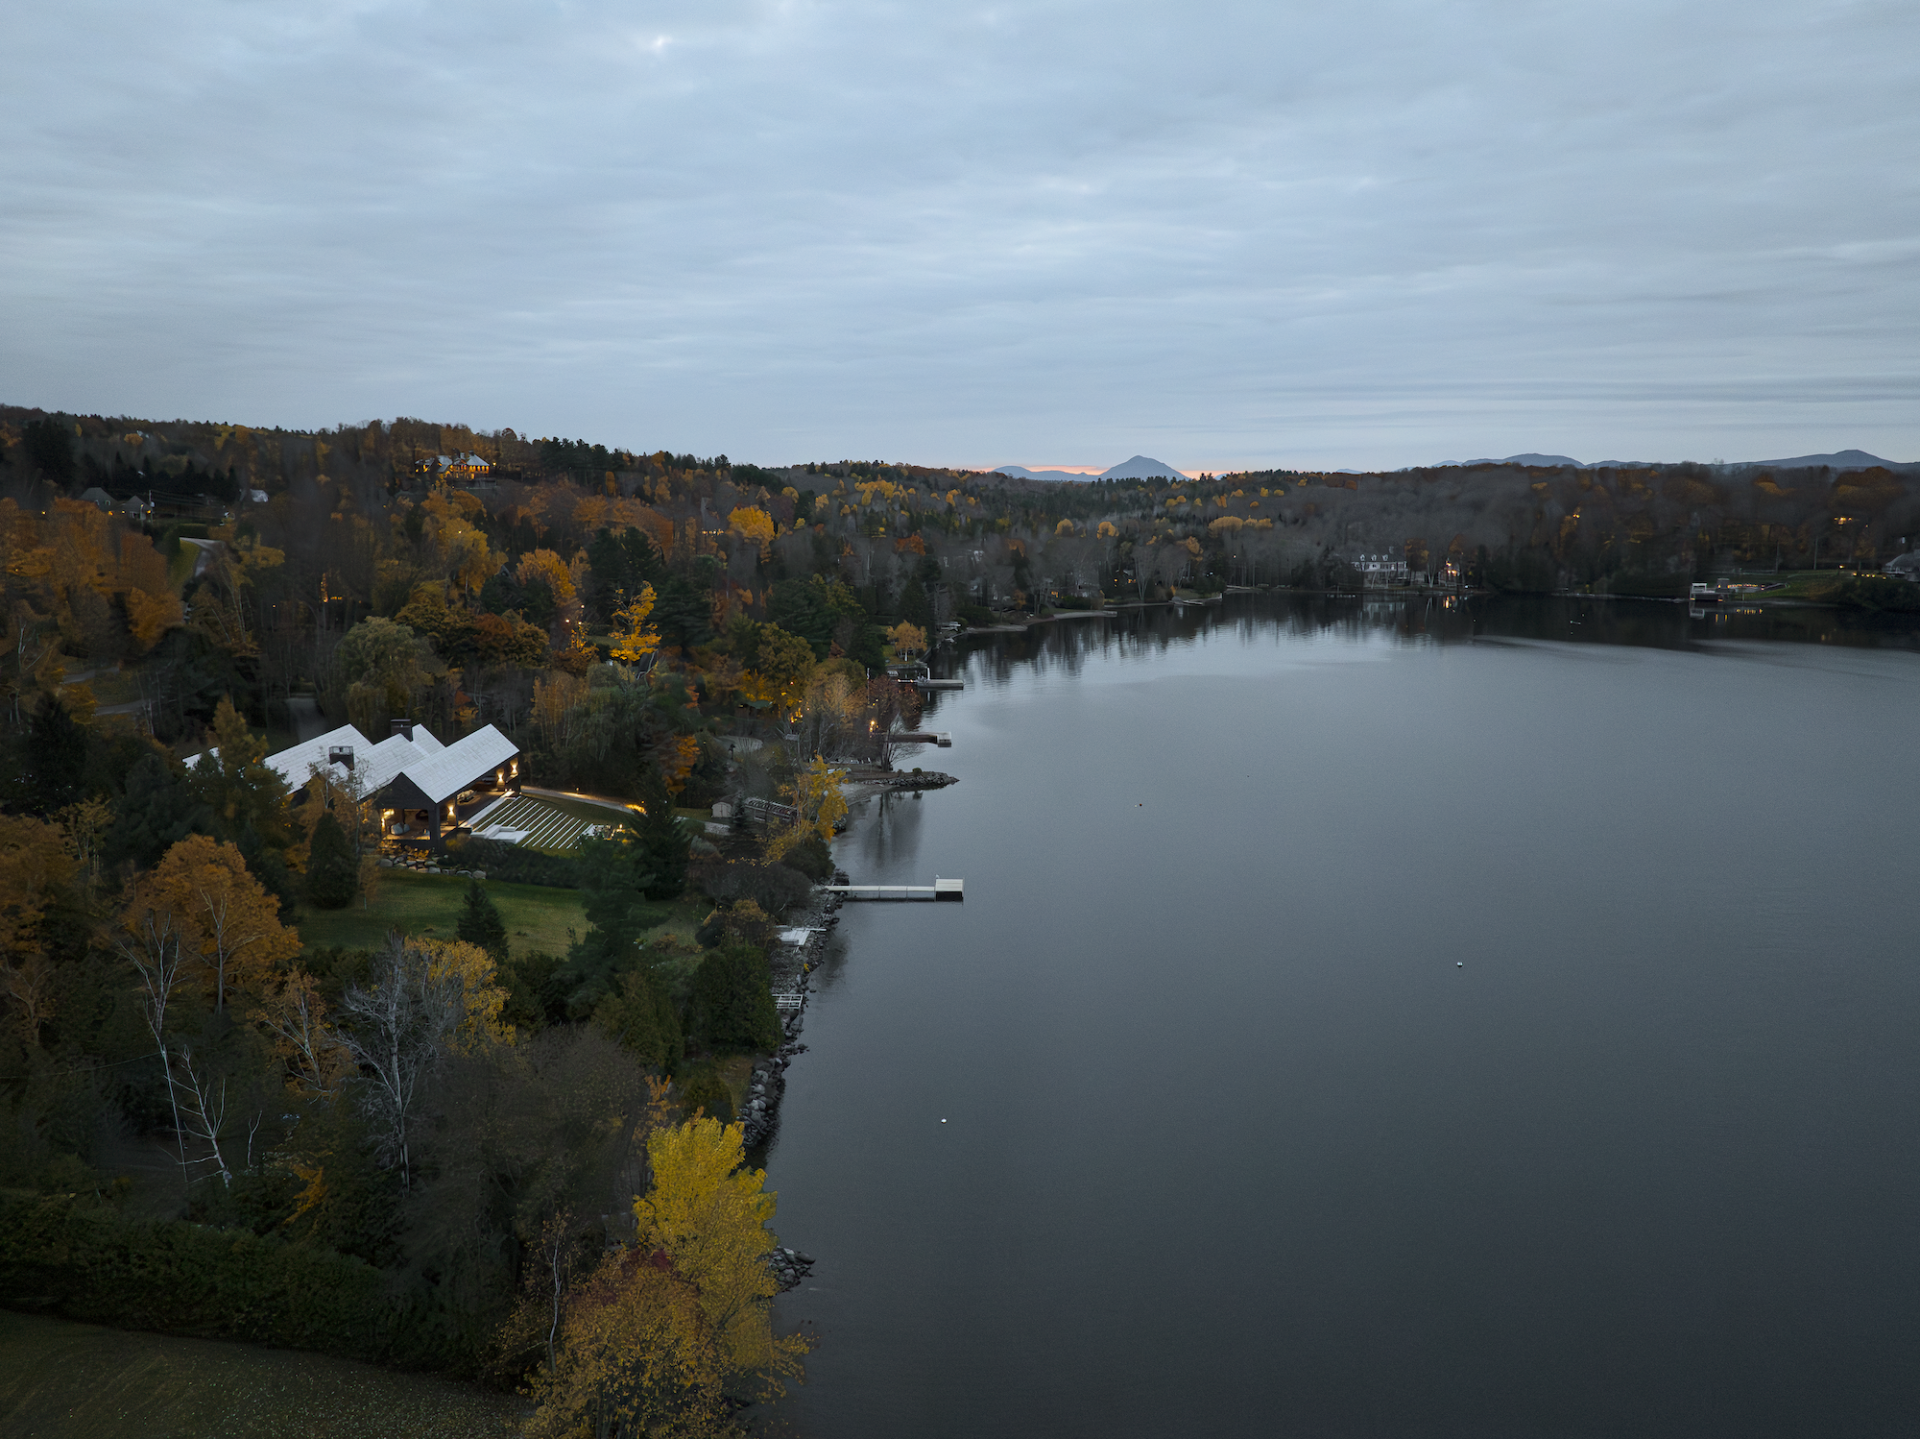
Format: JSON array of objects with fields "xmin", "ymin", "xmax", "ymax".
[{"xmin": 391, "ymin": 718, "xmax": 415, "ymax": 742}]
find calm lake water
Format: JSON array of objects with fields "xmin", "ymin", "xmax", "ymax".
[{"xmin": 767, "ymin": 594, "xmax": 1920, "ymax": 1438}]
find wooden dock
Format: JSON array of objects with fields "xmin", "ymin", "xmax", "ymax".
[
  {"xmin": 825, "ymin": 877, "xmax": 964, "ymax": 902},
  {"xmin": 893, "ymin": 730, "xmax": 952, "ymax": 747}
]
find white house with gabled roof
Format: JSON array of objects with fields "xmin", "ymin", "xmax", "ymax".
[{"xmin": 194, "ymin": 716, "xmax": 521, "ymax": 852}]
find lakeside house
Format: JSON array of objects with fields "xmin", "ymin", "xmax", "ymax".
[
  {"xmin": 192, "ymin": 717, "xmax": 522, "ymax": 852},
  {"xmin": 1353, "ymin": 552, "xmax": 1411, "ymax": 586}
]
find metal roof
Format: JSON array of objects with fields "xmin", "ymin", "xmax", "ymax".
[
  {"xmin": 353, "ymin": 732, "xmax": 436, "ymax": 795},
  {"xmin": 381, "ymin": 724, "xmax": 520, "ymax": 805},
  {"xmin": 188, "ymin": 721, "xmax": 370, "ymax": 790},
  {"xmin": 196, "ymin": 720, "xmax": 519, "ymax": 808}
]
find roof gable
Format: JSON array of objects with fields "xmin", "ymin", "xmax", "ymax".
[{"xmin": 381, "ymin": 725, "xmax": 521, "ymax": 805}]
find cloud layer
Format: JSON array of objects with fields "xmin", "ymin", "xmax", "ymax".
[{"xmin": 4, "ymin": 0, "xmax": 1916, "ymax": 469}]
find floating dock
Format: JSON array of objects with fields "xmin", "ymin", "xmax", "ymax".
[
  {"xmin": 893, "ymin": 730, "xmax": 953, "ymax": 747},
  {"xmin": 825, "ymin": 877, "xmax": 965, "ymax": 902}
]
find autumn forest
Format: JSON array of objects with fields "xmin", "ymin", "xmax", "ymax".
[{"xmin": 3, "ymin": 405, "xmax": 1919, "ymax": 1436}]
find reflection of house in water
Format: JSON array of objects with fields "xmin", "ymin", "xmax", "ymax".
[
  {"xmin": 193, "ymin": 718, "xmax": 521, "ymax": 853},
  {"xmin": 1352, "ymin": 552, "xmax": 1410, "ymax": 587}
]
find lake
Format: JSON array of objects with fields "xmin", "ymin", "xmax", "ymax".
[{"xmin": 766, "ymin": 594, "xmax": 1920, "ymax": 1438}]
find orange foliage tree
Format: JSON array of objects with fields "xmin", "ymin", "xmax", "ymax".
[{"xmin": 125, "ymin": 835, "xmax": 301, "ymax": 1013}]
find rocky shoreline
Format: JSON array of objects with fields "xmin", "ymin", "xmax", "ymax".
[
  {"xmin": 742, "ymin": 871, "xmax": 852, "ymax": 1291},
  {"xmin": 842, "ymin": 768, "xmax": 958, "ymax": 793}
]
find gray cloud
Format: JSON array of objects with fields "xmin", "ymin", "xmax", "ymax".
[{"xmin": 3, "ymin": 0, "xmax": 1915, "ymax": 469}]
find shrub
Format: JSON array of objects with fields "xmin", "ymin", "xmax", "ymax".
[
  {"xmin": 0, "ymin": 1189, "xmax": 400, "ymax": 1361},
  {"xmin": 782, "ymin": 834, "xmax": 833, "ymax": 881},
  {"xmin": 446, "ymin": 836, "xmax": 581, "ymax": 888},
  {"xmin": 700, "ymin": 861, "xmax": 811, "ymax": 913},
  {"xmin": 676, "ymin": 1064, "xmax": 734, "ymax": 1124},
  {"xmin": 959, "ymin": 604, "xmax": 994, "ymax": 627}
]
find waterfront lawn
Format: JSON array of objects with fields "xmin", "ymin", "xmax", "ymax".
[
  {"xmin": 296, "ymin": 874, "xmax": 712, "ymax": 959},
  {"xmin": 0, "ymin": 1310, "xmax": 521, "ymax": 1439},
  {"xmin": 296, "ymin": 870, "xmax": 589, "ymax": 956}
]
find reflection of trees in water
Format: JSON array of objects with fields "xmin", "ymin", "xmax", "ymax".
[
  {"xmin": 852, "ymin": 790, "xmax": 925, "ymax": 874},
  {"xmin": 803, "ymin": 926, "xmax": 854, "ymax": 996},
  {"xmin": 942, "ymin": 592, "xmax": 1919, "ymax": 665}
]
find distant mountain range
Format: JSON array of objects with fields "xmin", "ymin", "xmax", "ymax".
[
  {"xmin": 995, "ymin": 449, "xmax": 1916, "ymax": 482},
  {"xmin": 1430, "ymin": 449, "xmax": 1914, "ymax": 472},
  {"xmin": 995, "ymin": 455, "xmax": 1187, "ymax": 482}
]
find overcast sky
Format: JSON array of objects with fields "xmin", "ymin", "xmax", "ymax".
[{"xmin": 4, "ymin": 1, "xmax": 1916, "ymax": 471}]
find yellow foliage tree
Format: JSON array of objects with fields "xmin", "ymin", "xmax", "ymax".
[
  {"xmin": 610, "ymin": 585, "xmax": 661, "ymax": 664},
  {"xmin": 125, "ymin": 586, "xmax": 185, "ymax": 652},
  {"xmin": 419, "ymin": 936, "xmax": 512, "ymax": 1048},
  {"xmin": 772, "ymin": 755, "xmax": 846, "ymax": 859},
  {"xmin": 125, "ymin": 835, "xmax": 301, "ymax": 1013},
  {"xmin": 727, "ymin": 507, "xmax": 775, "ymax": 553},
  {"xmin": 886, "ymin": 621, "xmax": 926, "ymax": 660},
  {"xmin": 517, "ymin": 548, "xmax": 577, "ymax": 605},
  {"xmin": 524, "ymin": 1250, "xmax": 727, "ymax": 1439},
  {"xmin": 633, "ymin": 1117, "xmax": 810, "ymax": 1387}
]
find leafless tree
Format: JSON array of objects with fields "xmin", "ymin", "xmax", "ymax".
[
  {"xmin": 117, "ymin": 912, "xmax": 189, "ymax": 1185},
  {"xmin": 172, "ymin": 1044, "xmax": 233, "ymax": 1189},
  {"xmin": 334, "ymin": 935, "xmax": 469, "ymax": 1187}
]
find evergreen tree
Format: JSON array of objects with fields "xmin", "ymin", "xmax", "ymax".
[
  {"xmin": 104, "ymin": 752, "xmax": 212, "ymax": 868},
  {"xmin": 593, "ymin": 966, "xmax": 682, "ymax": 1071},
  {"xmin": 456, "ymin": 875, "xmax": 508, "ymax": 957},
  {"xmin": 21, "ymin": 418, "xmax": 76, "ymax": 484},
  {"xmin": 306, "ymin": 812, "xmax": 359, "ymax": 909},
  {"xmin": 12, "ymin": 695, "xmax": 90, "ymax": 813},
  {"xmin": 685, "ymin": 945, "xmax": 781, "ymax": 1055},
  {"xmin": 238, "ymin": 827, "xmax": 301, "ymax": 920},
  {"xmin": 633, "ymin": 764, "xmax": 689, "ymax": 902},
  {"xmin": 899, "ymin": 576, "xmax": 932, "ymax": 629},
  {"xmin": 650, "ymin": 574, "xmax": 713, "ymax": 652},
  {"xmin": 549, "ymin": 833, "xmax": 665, "ymax": 1017}
]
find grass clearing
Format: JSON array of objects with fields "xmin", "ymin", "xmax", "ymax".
[
  {"xmin": 0, "ymin": 1311, "xmax": 521, "ymax": 1439},
  {"xmin": 295, "ymin": 870, "xmax": 589, "ymax": 957},
  {"xmin": 637, "ymin": 896, "xmax": 713, "ymax": 951},
  {"xmin": 296, "ymin": 876, "xmax": 710, "ymax": 959}
]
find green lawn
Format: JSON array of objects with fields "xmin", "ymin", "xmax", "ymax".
[
  {"xmin": 296, "ymin": 872, "xmax": 714, "ymax": 960},
  {"xmin": 0, "ymin": 1310, "xmax": 521, "ymax": 1439},
  {"xmin": 296, "ymin": 870, "xmax": 590, "ymax": 957}
]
